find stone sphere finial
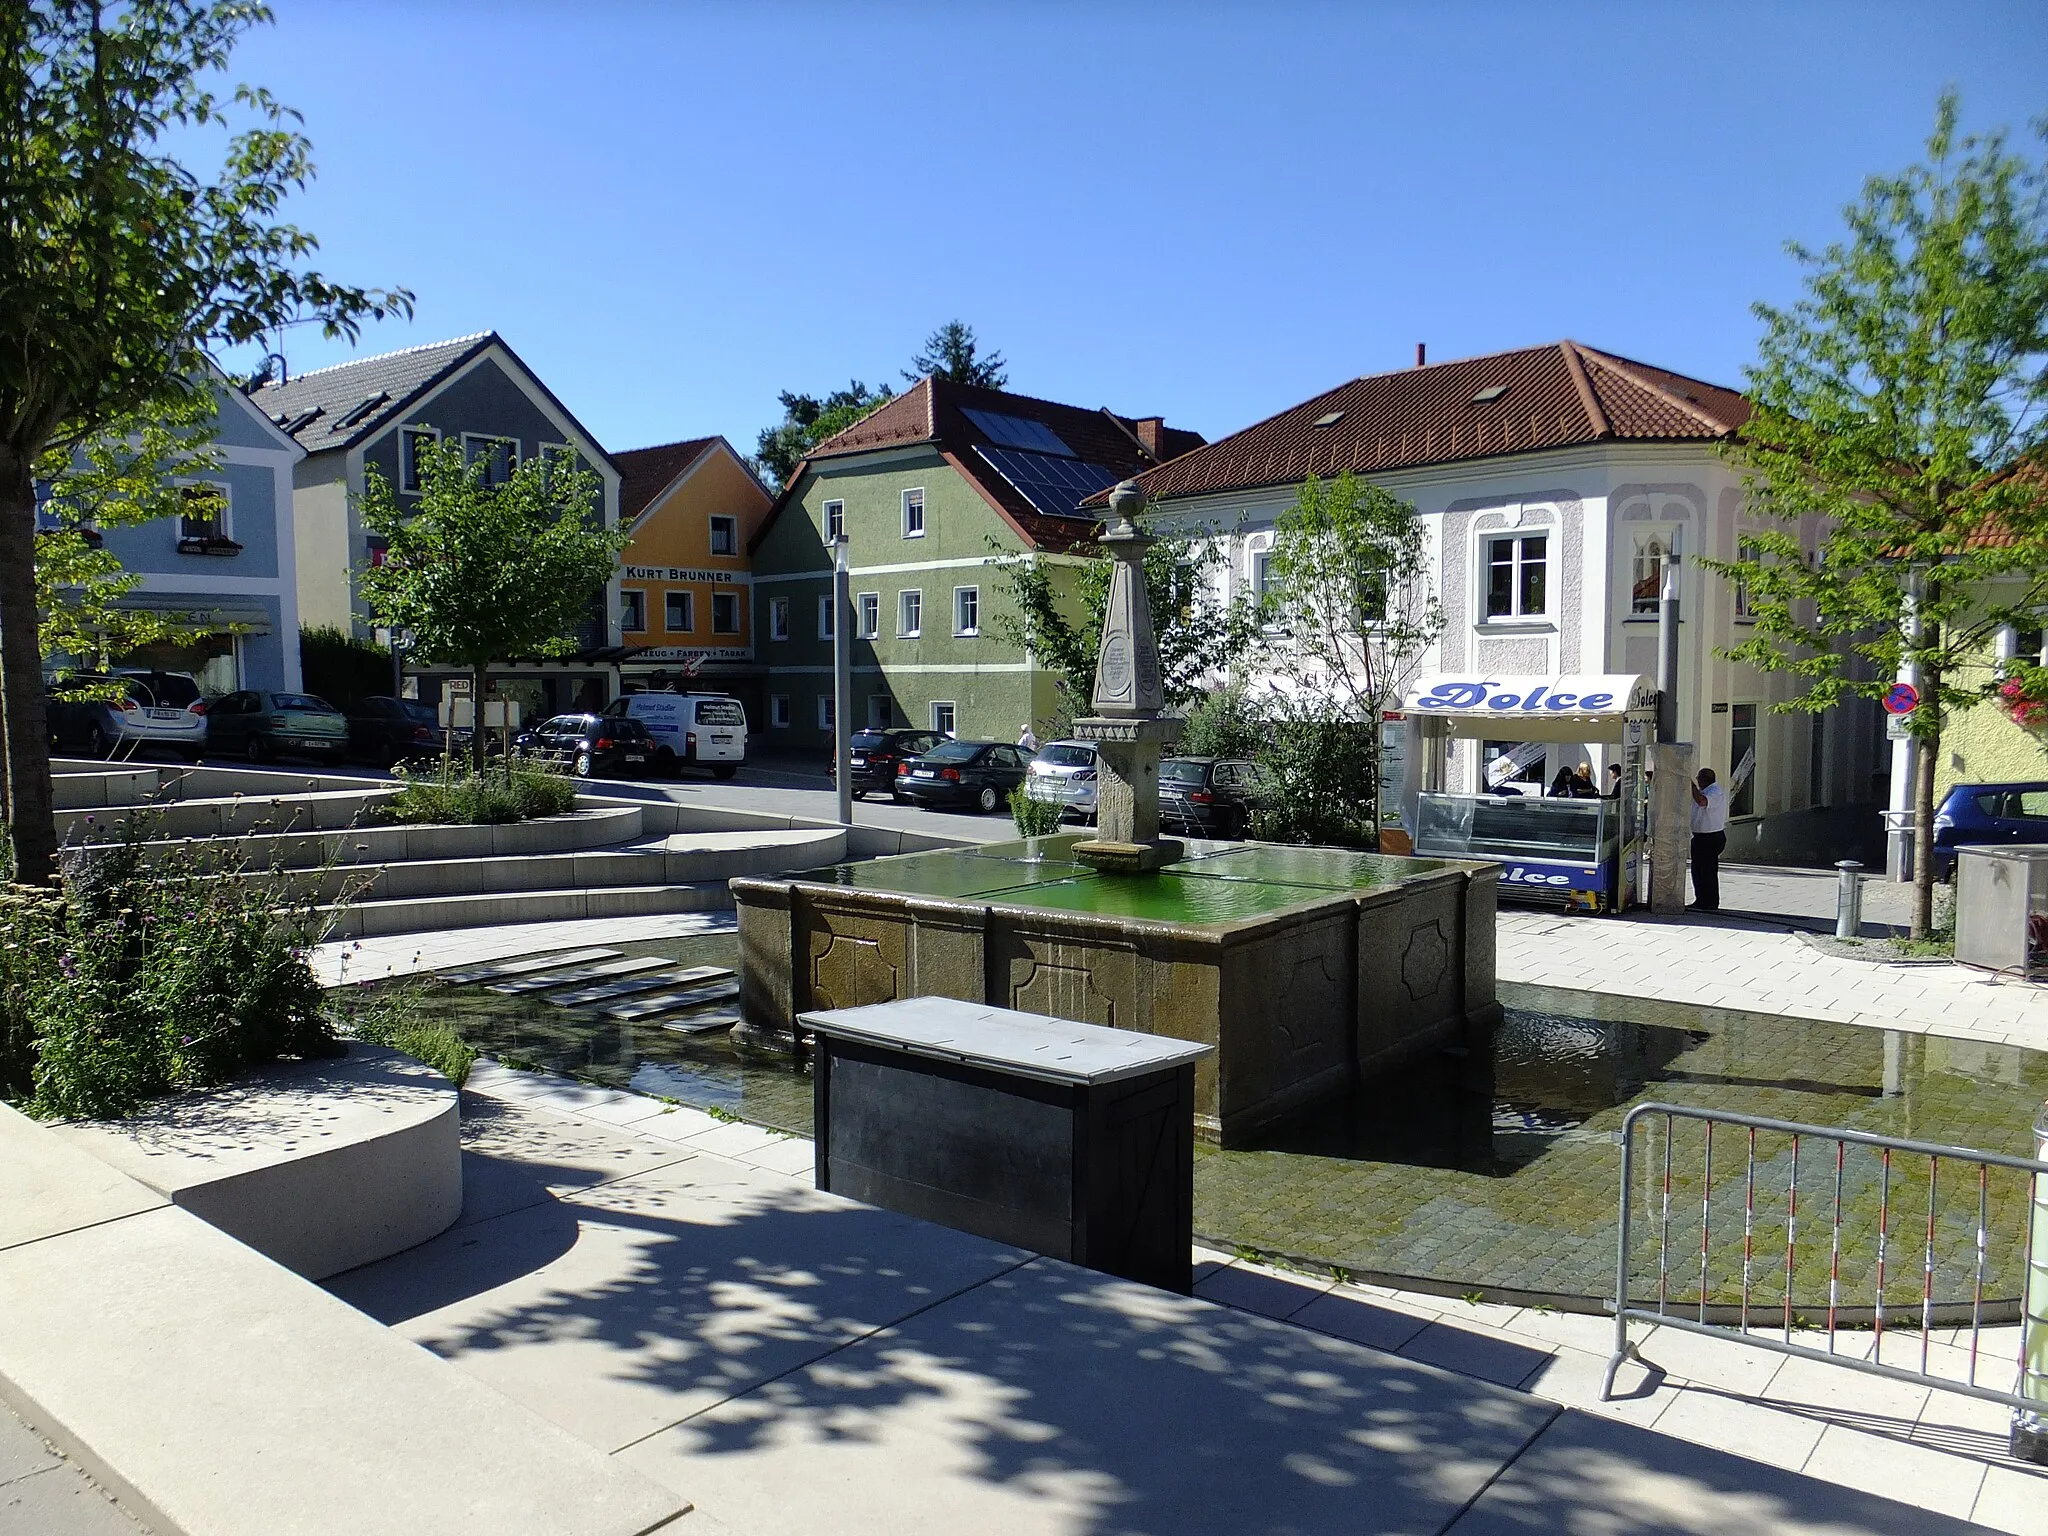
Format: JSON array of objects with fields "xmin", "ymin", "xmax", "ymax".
[{"xmin": 1106, "ymin": 479, "xmax": 1145, "ymax": 535}]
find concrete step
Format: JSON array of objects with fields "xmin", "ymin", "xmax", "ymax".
[
  {"xmin": 58, "ymin": 787, "xmax": 394, "ymax": 843},
  {"xmin": 319, "ymin": 881, "xmax": 734, "ymax": 938},
  {"xmin": 108, "ymin": 806, "xmax": 646, "ymax": 871}
]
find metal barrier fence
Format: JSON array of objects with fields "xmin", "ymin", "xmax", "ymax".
[{"xmin": 1601, "ymin": 1102, "xmax": 2048, "ymax": 1427}]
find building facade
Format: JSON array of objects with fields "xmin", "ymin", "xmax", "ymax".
[
  {"xmin": 612, "ymin": 436, "xmax": 774, "ymax": 722},
  {"xmin": 1128, "ymin": 342, "xmax": 1889, "ymax": 864},
  {"xmin": 749, "ymin": 377, "xmax": 1200, "ymax": 750}
]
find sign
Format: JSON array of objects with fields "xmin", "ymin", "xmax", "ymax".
[
  {"xmin": 1484, "ymin": 740, "xmax": 1549, "ymax": 786},
  {"xmin": 1887, "ymin": 713, "xmax": 1913, "ymax": 741},
  {"xmin": 1731, "ymin": 748, "xmax": 1756, "ymax": 788},
  {"xmin": 621, "ymin": 565, "xmax": 745, "ymax": 584},
  {"xmin": 1404, "ymin": 673, "xmax": 1657, "ymax": 719},
  {"xmin": 1496, "ymin": 856, "xmax": 1613, "ymax": 913},
  {"xmin": 630, "ymin": 646, "xmax": 748, "ymax": 664},
  {"xmin": 1883, "ymin": 682, "xmax": 1920, "ymax": 715}
]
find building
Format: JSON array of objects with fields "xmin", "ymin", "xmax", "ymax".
[
  {"xmin": 748, "ymin": 376, "xmax": 1201, "ymax": 749},
  {"xmin": 1122, "ymin": 341, "xmax": 1889, "ymax": 864},
  {"xmin": 612, "ymin": 437, "xmax": 774, "ymax": 720},
  {"xmin": 44, "ymin": 366, "xmax": 308, "ymax": 694},
  {"xmin": 251, "ymin": 332, "xmax": 624, "ymax": 718}
]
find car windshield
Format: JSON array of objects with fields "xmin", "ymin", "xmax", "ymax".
[
  {"xmin": 1036, "ymin": 744, "xmax": 1094, "ymax": 768},
  {"xmin": 1159, "ymin": 759, "xmax": 1209, "ymax": 786},
  {"xmin": 125, "ymin": 673, "xmax": 199, "ymax": 707},
  {"xmin": 271, "ymin": 694, "xmax": 333, "ymax": 713},
  {"xmin": 919, "ymin": 740, "xmax": 983, "ymax": 764},
  {"xmin": 850, "ymin": 731, "xmax": 895, "ymax": 750},
  {"xmin": 608, "ymin": 719, "xmax": 649, "ymax": 738},
  {"xmin": 695, "ymin": 699, "xmax": 745, "ymax": 725},
  {"xmin": 397, "ymin": 700, "xmax": 438, "ymax": 726}
]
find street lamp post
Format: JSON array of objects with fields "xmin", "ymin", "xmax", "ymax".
[{"xmin": 833, "ymin": 533, "xmax": 852, "ymax": 827}]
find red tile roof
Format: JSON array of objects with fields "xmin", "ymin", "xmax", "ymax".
[
  {"xmin": 1092, "ymin": 341, "xmax": 1750, "ymax": 507},
  {"xmin": 614, "ymin": 437, "xmax": 720, "ymax": 522}
]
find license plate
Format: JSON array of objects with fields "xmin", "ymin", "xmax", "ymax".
[
  {"xmin": 850, "ymin": 755, "xmax": 867, "ymax": 767},
  {"xmin": 712, "ymin": 735, "xmax": 732, "ymax": 744},
  {"xmin": 147, "ymin": 708, "xmax": 182, "ymax": 721},
  {"xmin": 294, "ymin": 738, "xmax": 327, "ymax": 749},
  {"xmin": 914, "ymin": 769, "xmax": 934, "ymax": 778},
  {"xmin": 624, "ymin": 754, "xmax": 645, "ymax": 764}
]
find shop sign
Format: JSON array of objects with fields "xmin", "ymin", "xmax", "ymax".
[
  {"xmin": 1405, "ymin": 674, "xmax": 1655, "ymax": 717},
  {"xmin": 632, "ymin": 646, "xmax": 748, "ymax": 663},
  {"xmin": 621, "ymin": 565, "xmax": 745, "ymax": 584}
]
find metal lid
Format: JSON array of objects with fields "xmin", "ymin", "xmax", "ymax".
[{"xmin": 801, "ymin": 995, "xmax": 1213, "ymax": 1085}]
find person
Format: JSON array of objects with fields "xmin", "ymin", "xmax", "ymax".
[
  {"xmin": 1604, "ymin": 764, "xmax": 1622, "ymax": 799},
  {"xmin": 1571, "ymin": 761, "xmax": 1597, "ymax": 797},
  {"xmin": 1548, "ymin": 765, "xmax": 1577, "ymax": 798},
  {"xmin": 1017, "ymin": 723, "xmax": 1038, "ymax": 753},
  {"xmin": 1688, "ymin": 768, "xmax": 1729, "ymax": 911}
]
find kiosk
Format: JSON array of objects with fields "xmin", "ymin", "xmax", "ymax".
[{"xmin": 1400, "ymin": 673, "xmax": 1657, "ymax": 914}]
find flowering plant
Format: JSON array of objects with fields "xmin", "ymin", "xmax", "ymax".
[{"xmin": 1998, "ymin": 663, "xmax": 2048, "ymax": 732}]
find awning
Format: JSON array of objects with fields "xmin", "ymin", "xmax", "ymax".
[
  {"xmin": 1401, "ymin": 673, "xmax": 1655, "ymax": 740},
  {"xmin": 112, "ymin": 594, "xmax": 273, "ymax": 635}
]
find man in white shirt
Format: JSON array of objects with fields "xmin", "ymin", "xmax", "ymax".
[
  {"xmin": 1688, "ymin": 768, "xmax": 1730, "ymax": 911},
  {"xmin": 1017, "ymin": 724, "xmax": 1038, "ymax": 753}
]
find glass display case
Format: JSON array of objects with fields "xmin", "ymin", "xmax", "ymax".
[{"xmin": 1414, "ymin": 793, "xmax": 1619, "ymax": 865}]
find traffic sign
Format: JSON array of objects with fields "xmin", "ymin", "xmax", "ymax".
[{"xmin": 1883, "ymin": 682, "xmax": 1920, "ymax": 715}]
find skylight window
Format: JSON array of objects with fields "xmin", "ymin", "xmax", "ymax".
[
  {"xmin": 336, "ymin": 392, "xmax": 390, "ymax": 428},
  {"xmin": 961, "ymin": 408, "xmax": 1074, "ymax": 458},
  {"xmin": 1312, "ymin": 411, "xmax": 1344, "ymax": 428},
  {"xmin": 1471, "ymin": 386, "xmax": 1509, "ymax": 404},
  {"xmin": 280, "ymin": 408, "xmax": 324, "ymax": 435}
]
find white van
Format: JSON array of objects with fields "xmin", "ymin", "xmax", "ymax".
[{"xmin": 606, "ymin": 692, "xmax": 747, "ymax": 779}]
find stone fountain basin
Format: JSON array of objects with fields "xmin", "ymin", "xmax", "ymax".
[{"xmin": 735, "ymin": 835, "xmax": 1500, "ymax": 1146}]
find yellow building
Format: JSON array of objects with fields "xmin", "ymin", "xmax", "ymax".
[{"xmin": 613, "ymin": 437, "xmax": 773, "ymax": 720}]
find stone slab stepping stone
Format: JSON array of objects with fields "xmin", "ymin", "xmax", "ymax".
[
  {"xmin": 436, "ymin": 948, "xmax": 618, "ymax": 986},
  {"xmin": 658, "ymin": 1009, "xmax": 742, "ymax": 1035},
  {"xmin": 489, "ymin": 957, "xmax": 671, "ymax": 994},
  {"xmin": 606, "ymin": 980, "xmax": 740, "ymax": 1022},
  {"xmin": 545, "ymin": 965, "xmax": 732, "ymax": 1009}
]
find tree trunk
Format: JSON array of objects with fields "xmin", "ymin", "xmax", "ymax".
[
  {"xmin": 1911, "ymin": 692, "xmax": 1941, "ymax": 941},
  {"xmin": 0, "ymin": 455, "xmax": 58, "ymax": 884}
]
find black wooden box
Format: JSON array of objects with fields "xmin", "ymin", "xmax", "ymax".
[{"xmin": 804, "ymin": 997, "xmax": 1214, "ymax": 1294}]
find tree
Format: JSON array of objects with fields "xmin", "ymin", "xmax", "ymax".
[
  {"xmin": 752, "ymin": 379, "xmax": 894, "ymax": 489},
  {"xmin": 905, "ymin": 320, "xmax": 1007, "ymax": 389},
  {"xmin": 1249, "ymin": 472, "xmax": 1443, "ymax": 846},
  {"xmin": 0, "ymin": 0, "xmax": 409, "ymax": 881},
  {"xmin": 990, "ymin": 533, "xmax": 1259, "ymax": 721},
  {"xmin": 1708, "ymin": 94, "xmax": 2048, "ymax": 937},
  {"xmin": 356, "ymin": 440, "xmax": 629, "ymax": 768}
]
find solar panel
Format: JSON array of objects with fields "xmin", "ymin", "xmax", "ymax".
[
  {"xmin": 975, "ymin": 446, "xmax": 1123, "ymax": 520},
  {"xmin": 961, "ymin": 408, "xmax": 1075, "ymax": 457}
]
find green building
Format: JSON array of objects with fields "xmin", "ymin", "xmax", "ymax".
[{"xmin": 748, "ymin": 377, "xmax": 1201, "ymax": 750}]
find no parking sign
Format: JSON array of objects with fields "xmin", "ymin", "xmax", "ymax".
[{"xmin": 1883, "ymin": 682, "xmax": 1920, "ymax": 715}]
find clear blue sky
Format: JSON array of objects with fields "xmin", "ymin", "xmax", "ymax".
[{"xmin": 216, "ymin": 1, "xmax": 2047, "ymax": 462}]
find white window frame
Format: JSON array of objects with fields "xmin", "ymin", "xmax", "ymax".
[
  {"xmin": 1482, "ymin": 532, "xmax": 1549, "ymax": 621},
  {"xmin": 710, "ymin": 590, "xmax": 740, "ymax": 635},
  {"xmin": 823, "ymin": 499, "xmax": 845, "ymax": 540},
  {"xmin": 1732, "ymin": 536, "xmax": 1763, "ymax": 621},
  {"xmin": 818, "ymin": 593, "xmax": 835, "ymax": 640},
  {"xmin": 902, "ymin": 487, "xmax": 926, "ymax": 539},
  {"xmin": 769, "ymin": 694, "xmax": 791, "ymax": 729},
  {"xmin": 398, "ymin": 424, "xmax": 441, "ymax": 494},
  {"xmin": 1629, "ymin": 532, "xmax": 1668, "ymax": 617},
  {"xmin": 619, "ymin": 589, "xmax": 647, "ymax": 633},
  {"xmin": 768, "ymin": 595, "xmax": 790, "ymax": 642},
  {"xmin": 1729, "ymin": 700, "xmax": 1761, "ymax": 819},
  {"xmin": 898, "ymin": 588, "xmax": 923, "ymax": 638},
  {"xmin": 461, "ymin": 432, "xmax": 521, "ymax": 487},
  {"xmin": 857, "ymin": 591, "xmax": 881, "ymax": 639},
  {"xmin": 953, "ymin": 585, "xmax": 979, "ymax": 636},
  {"xmin": 537, "ymin": 440, "xmax": 576, "ymax": 491},
  {"xmin": 817, "ymin": 694, "xmax": 835, "ymax": 731},
  {"xmin": 708, "ymin": 514, "xmax": 738, "ymax": 557},
  {"xmin": 665, "ymin": 590, "xmax": 694, "ymax": 632},
  {"xmin": 175, "ymin": 478, "xmax": 232, "ymax": 541},
  {"xmin": 930, "ymin": 701, "xmax": 956, "ymax": 736}
]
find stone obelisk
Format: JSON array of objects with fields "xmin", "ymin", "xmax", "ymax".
[{"xmin": 1071, "ymin": 480, "xmax": 1183, "ymax": 875}]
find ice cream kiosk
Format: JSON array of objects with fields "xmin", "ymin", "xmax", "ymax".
[{"xmin": 1399, "ymin": 673, "xmax": 1657, "ymax": 913}]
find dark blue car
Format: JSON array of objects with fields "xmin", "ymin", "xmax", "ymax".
[{"xmin": 1931, "ymin": 781, "xmax": 2048, "ymax": 879}]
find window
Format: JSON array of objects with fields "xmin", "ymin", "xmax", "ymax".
[
  {"xmin": 1482, "ymin": 741, "xmax": 1546, "ymax": 790},
  {"xmin": 399, "ymin": 426, "xmax": 441, "ymax": 493},
  {"xmin": 1733, "ymin": 538, "xmax": 1762, "ymax": 619},
  {"xmin": 1251, "ymin": 549, "xmax": 1275, "ymax": 599},
  {"xmin": 537, "ymin": 441, "xmax": 577, "ymax": 491},
  {"xmin": 817, "ymin": 694, "xmax": 835, "ymax": 730},
  {"xmin": 1630, "ymin": 536, "xmax": 1666, "ymax": 615},
  {"xmin": 665, "ymin": 591, "xmax": 694, "ymax": 632},
  {"xmin": 1729, "ymin": 702, "xmax": 1758, "ymax": 818},
  {"xmin": 1485, "ymin": 533, "xmax": 1548, "ymax": 618},
  {"xmin": 823, "ymin": 499, "xmax": 845, "ymax": 540},
  {"xmin": 857, "ymin": 592, "xmax": 881, "ymax": 638},
  {"xmin": 818, "ymin": 594, "xmax": 835, "ymax": 639},
  {"xmin": 931, "ymin": 701, "xmax": 956, "ymax": 736},
  {"xmin": 178, "ymin": 483, "xmax": 229, "ymax": 540},
  {"xmin": 709, "ymin": 515, "xmax": 737, "ymax": 556},
  {"xmin": 462, "ymin": 433, "xmax": 519, "ymax": 487},
  {"xmin": 768, "ymin": 596, "xmax": 790, "ymax": 641},
  {"xmin": 620, "ymin": 590, "xmax": 646, "ymax": 632},
  {"xmin": 711, "ymin": 592, "xmax": 739, "ymax": 634},
  {"xmin": 954, "ymin": 586, "xmax": 979, "ymax": 636},
  {"xmin": 898, "ymin": 589, "xmax": 922, "ymax": 637},
  {"xmin": 770, "ymin": 695, "xmax": 791, "ymax": 729},
  {"xmin": 902, "ymin": 487, "xmax": 925, "ymax": 538}
]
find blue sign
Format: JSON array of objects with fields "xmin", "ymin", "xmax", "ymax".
[
  {"xmin": 1414, "ymin": 679, "xmax": 1620, "ymax": 714},
  {"xmin": 1497, "ymin": 855, "xmax": 1613, "ymax": 912},
  {"xmin": 1883, "ymin": 682, "xmax": 1919, "ymax": 715}
]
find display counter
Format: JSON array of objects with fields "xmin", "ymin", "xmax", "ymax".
[{"xmin": 1415, "ymin": 792, "xmax": 1622, "ymax": 911}]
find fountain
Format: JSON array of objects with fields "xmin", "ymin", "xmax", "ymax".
[{"xmin": 733, "ymin": 482, "xmax": 1502, "ymax": 1146}]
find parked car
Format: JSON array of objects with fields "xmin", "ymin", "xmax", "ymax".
[
  {"xmin": 893, "ymin": 739, "xmax": 1032, "ymax": 813},
  {"xmin": 515, "ymin": 713, "xmax": 652, "ymax": 778},
  {"xmin": 1931, "ymin": 780, "xmax": 2048, "ymax": 879},
  {"xmin": 346, "ymin": 695, "xmax": 455, "ymax": 766},
  {"xmin": 1158, "ymin": 756, "xmax": 1266, "ymax": 839},
  {"xmin": 1024, "ymin": 740, "xmax": 1099, "ymax": 823},
  {"xmin": 832, "ymin": 728, "xmax": 942, "ymax": 800},
  {"xmin": 47, "ymin": 669, "xmax": 209, "ymax": 761},
  {"xmin": 204, "ymin": 689, "xmax": 350, "ymax": 763},
  {"xmin": 604, "ymin": 692, "xmax": 746, "ymax": 779}
]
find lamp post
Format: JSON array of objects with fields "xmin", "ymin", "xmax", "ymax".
[{"xmin": 833, "ymin": 533, "xmax": 852, "ymax": 827}]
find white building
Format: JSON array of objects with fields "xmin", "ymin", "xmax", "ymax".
[{"xmin": 1129, "ymin": 342, "xmax": 1888, "ymax": 864}]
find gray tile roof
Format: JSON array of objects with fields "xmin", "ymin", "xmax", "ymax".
[{"xmin": 248, "ymin": 333, "xmax": 495, "ymax": 454}]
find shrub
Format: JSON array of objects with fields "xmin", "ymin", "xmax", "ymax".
[
  {"xmin": 1009, "ymin": 783, "xmax": 1064, "ymax": 838},
  {"xmin": 379, "ymin": 762, "xmax": 577, "ymax": 825},
  {"xmin": 330, "ymin": 980, "xmax": 476, "ymax": 1087},
  {"xmin": 1249, "ymin": 718, "xmax": 1378, "ymax": 849},
  {"xmin": 1177, "ymin": 686, "xmax": 1267, "ymax": 761},
  {"xmin": 299, "ymin": 624, "xmax": 393, "ymax": 712}
]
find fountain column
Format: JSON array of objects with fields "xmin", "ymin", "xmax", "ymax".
[{"xmin": 1071, "ymin": 481, "xmax": 1183, "ymax": 875}]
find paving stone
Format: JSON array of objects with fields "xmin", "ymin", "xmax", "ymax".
[{"xmin": 1801, "ymin": 1423, "xmax": 1989, "ymax": 1520}]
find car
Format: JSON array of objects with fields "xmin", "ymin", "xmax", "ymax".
[
  {"xmin": 346, "ymin": 695, "xmax": 456, "ymax": 767},
  {"xmin": 1024, "ymin": 740, "xmax": 1099, "ymax": 823},
  {"xmin": 893, "ymin": 739, "xmax": 1032, "ymax": 813},
  {"xmin": 204, "ymin": 689, "xmax": 350, "ymax": 763},
  {"xmin": 604, "ymin": 692, "xmax": 747, "ymax": 779},
  {"xmin": 1931, "ymin": 780, "xmax": 2048, "ymax": 880},
  {"xmin": 1158, "ymin": 756, "xmax": 1266, "ymax": 839},
  {"xmin": 515, "ymin": 712, "xmax": 652, "ymax": 778},
  {"xmin": 47, "ymin": 669, "xmax": 209, "ymax": 761},
  {"xmin": 833, "ymin": 728, "xmax": 943, "ymax": 799}
]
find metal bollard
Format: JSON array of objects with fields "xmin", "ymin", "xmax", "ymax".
[{"xmin": 1835, "ymin": 859, "xmax": 1865, "ymax": 939}]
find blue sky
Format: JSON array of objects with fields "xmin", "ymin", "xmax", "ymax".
[{"xmin": 215, "ymin": 1, "xmax": 2047, "ymax": 463}]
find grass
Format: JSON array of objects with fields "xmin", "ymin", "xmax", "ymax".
[
  {"xmin": 377, "ymin": 762, "xmax": 578, "ymax": 826},
  {"xmin": 328, "ymin": 979, "xmax": 478, "ymax": 1086}
]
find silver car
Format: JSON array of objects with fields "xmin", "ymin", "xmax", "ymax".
[
  {"xmin": 48, "ymin": 669, "xmax": 209, "ymax": 760},
  {"xmin": 1025, "ymin": 740, "xmax": 1098, "ymax": 823}
]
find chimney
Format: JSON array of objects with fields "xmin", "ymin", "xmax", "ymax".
[
  {"xmin": 1415, "ymin": 343, "xmax": 1427, "ymax": 368},
  {"xmin": 1133, "ymin": 416, "xmax": 1169, "ymax": 460}
]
